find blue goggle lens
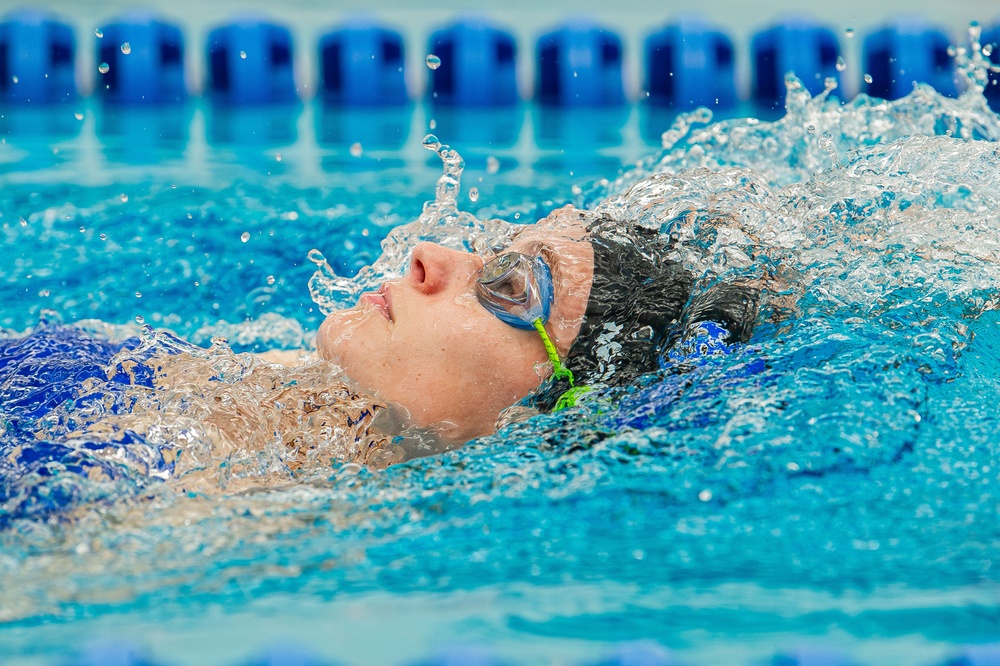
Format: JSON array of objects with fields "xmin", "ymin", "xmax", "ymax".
[{"xmin": 476, "ymin": 253, "xmax": 554, "ymax": 330}]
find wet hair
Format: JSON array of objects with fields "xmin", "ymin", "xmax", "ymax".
[{"xmin": 533, "ymin": 215, "xmax": 760, "ymax": 411}]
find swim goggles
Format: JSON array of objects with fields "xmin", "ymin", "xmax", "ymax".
[{"xmin": 475, "ymin": 252, "xmax": 588, "ymax": 410}]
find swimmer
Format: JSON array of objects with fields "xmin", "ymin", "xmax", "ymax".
[
  {"xmin": 314, "ymin": 204, "xmax": 760, "ymax": 446},
  {"xmin": 1, "ymin": 204, "xmax": 762, "ymax": 505}
]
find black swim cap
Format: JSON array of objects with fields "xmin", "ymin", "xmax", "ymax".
[{"xmin": 533, "ymin": 215, "xmax": 759, "ymax": 411}]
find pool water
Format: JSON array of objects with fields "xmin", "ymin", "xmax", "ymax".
[{"xmin": 2, "ymin": 35, "xmax": 1000, "ymax": 666}]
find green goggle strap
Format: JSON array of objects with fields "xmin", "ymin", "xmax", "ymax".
[{"xmin": 532, "ymin": 318, "xmax": 591, "ymax": 411}]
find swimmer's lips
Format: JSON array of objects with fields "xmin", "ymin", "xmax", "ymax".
[{"xmin": 360, "ymin": 285, "xmax": 394, "ymax": 322}]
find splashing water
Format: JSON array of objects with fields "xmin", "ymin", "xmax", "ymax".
[
  {"xmin": 307, "ymin": 136, "xmax": 514, "ymax": 312},
  {"xmin": 2, "ymin": 25, "xmax": 1000, "ymax": 664}
]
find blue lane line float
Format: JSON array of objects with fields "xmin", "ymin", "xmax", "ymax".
[
  {"xmin": 0, "ymin": 9, "xmax": 75, "ymax": 104},
  {"xmin": 427, "ymin": 17, "xmax": 519, "ymax": 106},
  {"xmin": 750, "ymin": 16, "xmax": 841, "ymax": 108},
  {"xmin": 96, "ymin": 12, "xmax": 186, "ymax": 105},
  {"xmin": 862, "ymin": 17, "xmax": 957, "ymax": 100},
  {"xmin": 983, "ymin": 23, "xmax": 1000, "ymax": 110},
  {"xmin": 536, "ymin": 18, "xmax": 626, "ymax": 107},
  {"xmin": 318, "ymin": 17, "xmax": 408, "ymax": 106},
  {"xmin": 644, "ymin": 15, "xmax": 737, "ymax": 109},
  {"xmin": 206, "ymin": 17, "xmax": 297, "ymax": 105}
]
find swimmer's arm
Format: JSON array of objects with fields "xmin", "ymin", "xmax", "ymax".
[{"xmin": 255, "ymin": 349, "xmax": 310, "ymax": 367}]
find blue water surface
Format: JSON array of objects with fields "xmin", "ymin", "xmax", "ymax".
[{"xmin": 2, "ymin": 71, "xmax": 1000, "ymax": 666}]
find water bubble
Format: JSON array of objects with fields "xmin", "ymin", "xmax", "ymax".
[
  {"xmin": 486, "ymin": 156, "xmax": 500, "ymax": 174},
  {"xmin": 947, "ymin": 45, "xmax": 957, "ymax": 57},
  {"xmin": 98, "ymin": 62, "xmax": 110, "ymax": 74},
  {"xmin": 38, "ymin": 289, "xmax": 50, "ymax": 297},
  {"xmin": 274, "ymin": 153, "xmax": 282, "ymax": 162},
  {"xmin": 361, "ymin": 228, "xmax": 369, "ymax": 237},
  {"xmin": 844, "ymin": 27, "xmax": 855, "ymax": 38},
  {"xmin": 836, "ymin": 56, "xmax": 847, "ymax": 72},
  {"xmin": 266, "ymin": 275, "xmax": 275, "ymax": 285},
  {"xmin": 984, "ymin": 44, "xmax": 994, "ymax": 57},
  {"xmin": 428, "ymin": 118, "xmax": 437, "ymax": 130},
  {"xmin": 698, "ymin": 489, "xmax": 713, "ymax": 502},
  {"xmin": 806, "ymin": 124, "xmax": 816, "ymax": 133},
  {"xmin": 18, "ymin": 217, "xmax": 26, "ymax": 227},
  {"xmin": 11, "ymin": 76, "xmax": 18, "ymax": 84},
  {"xmin": 135, "ymin": 292, "xmax": 142, "ymax": 299},
  {"xmin": 95, "ymin": 28, "xmax": 103, "ymax": 38},
  {"xmin": 240, "ymin": 231, "xmax": 250, "ymax": 243},
  {"xmin": 74, "ymin": 112, "xmax": 84, "ymax": 121},
  {"xmin": 120, "ymin": 193, "xmax": 128, "ymax": 202},
  {"xmin": 864, "ymin": 73, "xmax": 873, "ymax": 84},
  {"xmin": 468, "ymin": 187, "xmax": 479, "ymax": 202},
  {"xmin": 425, "ymin": 54, "xmax": 441, "ymax": 70},
  {"xmin": 79, "ymin": 226, "xmax": 86, "ymax": 233},
  {"xmin": 99, "ymin": 233, "xmax": 107, "ymax": 241},
  {"xmin": 240, "ymin": 50, "xmax": 247, "ymax": 60},
  {"xmin": 349, "ymin": 142, "xmax": 363, "ymax": 157},
  {"xmin": 120, "ymin": 42, "xmax": 131, "ymax": 55},
  {"xmin": 135, "ymin": 315, "xmax": 144, "ymax": 324},
  {"xmin": 422, "ymin": 134, "xmax": 441, "ymax": 151}
]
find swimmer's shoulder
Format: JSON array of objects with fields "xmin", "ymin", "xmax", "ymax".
[{"xmin": 255, "ymin": 349, "xmax": 311, "ymax": 368}]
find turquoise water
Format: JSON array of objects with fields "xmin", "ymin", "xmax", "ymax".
[{"xmin": 2, "ymin": 36, "xmax": 1000, "ymax": 666}]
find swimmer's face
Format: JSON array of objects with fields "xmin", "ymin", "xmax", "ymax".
[{"xmin": 316, "ymin": 205, "xmax": 594, "ymax": 442}]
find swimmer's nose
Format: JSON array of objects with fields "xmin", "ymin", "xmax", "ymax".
[{"xmin": 409, "ymin": 242, "xmax": 482, "ymax": 295}]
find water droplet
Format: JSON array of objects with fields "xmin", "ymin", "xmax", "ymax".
[
  {"xmin": 120, "ymin": 42, "xmax": 131, "ymax": 55},
  {"xmin": 468, "ymin": 187, "xmax": 479, "ymax": 202},
  {"xmin": 74, "ymin": 112, "xmax": 84, "ymax": 121},
  {"xmin": 836, "ymin": 56, "xmax": 847, "ymax": 72},
  {"xmin": 806, "ymin": 124, "xmax": 816, "ymax": 133},
  {"xmin": 79, "ymin": 226, "xmax": 86, "ymax": 233},
  {"xmin": 513, "ymin": 212, "xmax": 521, "ymax": 219},
  {"xmin": 95, "ymin": 28, "xmax": 103, "ymax": 38},
  {"xmin": 698, "ymin": 489, "xmax": 713, "ymax": 502},
  {"xmin": 571, "ymin": 184, "xmax": 583, "ymax": 196},
  {"xmin": 135, "ymin": 315, "xmax": 145, "ymax": 324},
  {"xmin": 947, "ymin": 45, "xmax": 957, "ymax": 57},
  {"xmin": 422, "ymin": 134, "xmax": 441, "ymax": 151},
  {"xmin": 274, "ymin": 153, "xmax": 282, "ymax": 162},
  {"xmin": 18, "ymin": 217, "xmax": 26, "ymax": 227},
  {"xmin": 266, "ymin": 275, "xmax": 276, "ymax": 285},
  {"xmin": 425, "ymin": 53, "xmax": 441, "ymax": 70},
  {"xmin": 98, "ymin": 62, "xmax": 110, "ymax": 74},
  {"xmin": 844, "ymin": 27, "xmax": 855, "ymax": 38},
  {"xmin": 38, "ymin": 289, "xmax": 50, "ymax": 297},
  {"xmin": 240, "ymin": 231, "xmax": 250, "ymax": 243},
  {"xmin": 864, "ymin": 73, "xmax": 873, "ymax": 84},
  {"xmin": 486, "ymin": 156, "xmax": 500, "ymax": 174},
  {"xmin": 429, "ymin": 118, "xmax": 437, "ymax": 130},
  {"xmin": 361, "ymin": 228, "xmax": 369, "ymax": 237},
  {"xmin": 11, "ymin": 76, "xmax": 18, "ymax": 84},
  {"xmin": 240, "ymin": 50, "xmax": 247, "ymax": 60},
  {"xmin": 120, "ymin": 193, "xmax": 128, "ymax": 202},
  {"xmin": 135, "ymin": 292, "xmax": 142, "ymax": 299},
  {"xmin": 99, "ymin": 233, "xmax": 107, "ymax": 241},
  {"xmin": 349, "ymin": 142, "xmax": 363, "ymax": 157},
  {"xmin": 984, "ymin": 44, "xmax": 994, "ymax": 57}
]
